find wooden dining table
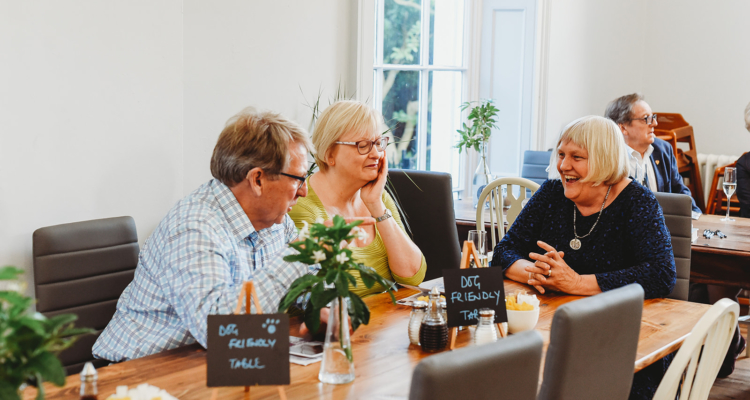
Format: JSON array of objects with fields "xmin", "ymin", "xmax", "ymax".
[
  {"xmin": 690, "ymin": 214, "xmax": 750, "ymax": 288},
  {"xmin": 26, "ymin": 280, "xmax": 709, "ymax": 400}
]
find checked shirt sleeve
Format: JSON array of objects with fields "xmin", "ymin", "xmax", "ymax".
[{"xmin": 158, "ymin": 224, "xmax": 311, "ymax": 348}]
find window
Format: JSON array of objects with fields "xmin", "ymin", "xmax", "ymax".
[{"xmin": 371, "ymin": 0, "xmax": 468, "ymax": 191}]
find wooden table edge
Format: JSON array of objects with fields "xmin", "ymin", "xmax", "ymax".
[{"xmin": 633, "ymin": 333, "xmax": 689, "ymax": 372}]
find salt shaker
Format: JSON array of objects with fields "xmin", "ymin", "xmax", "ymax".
[
  {"xmin": 419, "ymin": 287, "xmax": 449, "ymax": 352},
  {"xmin": 80, "ymin": 362, "xmax": 98, "ymax": 400},
  {"xmin": 474, "ymin": 308, "xmax": 498, "ymax": 346},
  {"xmin": 408, "ymin": 300, "xmax": 428, "ymax": 345}
]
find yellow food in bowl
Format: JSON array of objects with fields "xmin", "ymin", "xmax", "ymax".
[{"xmin": 506, "ymin": 295, "xmax": 534, "ymax": 311}]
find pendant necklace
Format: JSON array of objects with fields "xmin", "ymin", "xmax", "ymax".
[{"xmin": 570, "ymin": 185, "xmax": 612, "ymax": 250}]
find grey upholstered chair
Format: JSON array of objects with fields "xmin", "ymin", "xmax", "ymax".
[
  {"xmin": 537, "ymin": 284, "xmax": 644, "ymax": 400},
  {"xmin": 409, "ymin": 330, "xmax": 543, "ymax": 400},
  {"xmin": 388, "ymin": 169, "xmax": 461, "ymax": 281},
  {"xmin": 521, "ymin": 150, "xmax": 552, "ymax": 185},
  {"xmin": 33, "ymin": 216, "xmax": 139, "ymax": 375},
  {"xmin": 653, "ymin": 192, "xmax": 692, "ymax": 301}
]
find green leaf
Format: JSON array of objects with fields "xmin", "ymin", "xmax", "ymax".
[
  {"xmin": 336, "ymin": 272, "xmax": 350, "ymax": 297},
  {"xmin": 348, "ymin": 293, "xmax": 370, "ymax": 331},
  {"xmin": 0, "ymin": 291, "xmax": 32, "ymax": 309},
  {"xmin": 27, "ymin": 351, "xmax": 65, "ymax": 386},
  {"xmin": 325, "ymin": 268, "xmax": 338, "ymax": 285},
  {"xmin": 358, "ymin": 266, "xmax": 377, "ymax": 289},
  {"xmin": 277, "ymin": 274, "xmax": 320, "ymax": 312},
  {"xmin": 18, "ymin": 316, "xmax": 46, "ymax": 336},
  {"xmin": 0, "ymin": 266, "xmax": 24, "ymax": 280},
  {"xmin": 0, "ymin": 381, "xmax": 21, "ymax": 400},
  {"xmin": 303, "ymin": 301, "xmax": 322, "ymax": 334}
]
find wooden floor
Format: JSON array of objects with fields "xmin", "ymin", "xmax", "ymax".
[{"xmin": 709, "ymin": 323, "xmax": 750, "ymax": 400}]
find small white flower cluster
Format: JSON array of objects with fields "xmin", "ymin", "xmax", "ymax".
[
  {"xmin": 106, "ymin": 384, "xmax": 178, "ymax": 400},
  {"xmin": 298, "ymin": 220, "xmax": 310, "ymax": 240},
  {"xmin": 350, "ymin": 226, "xmax": 368, "ymax": 242}
]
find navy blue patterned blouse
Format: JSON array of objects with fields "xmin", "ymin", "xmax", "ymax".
[{"xmin": 491, "ymin": 179, "xmax": 676, "ymax": 299}]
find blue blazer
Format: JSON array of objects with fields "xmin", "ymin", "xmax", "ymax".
[{"xmin": 649, "ymin": 138, "xmax": 701, "ymax": 214}]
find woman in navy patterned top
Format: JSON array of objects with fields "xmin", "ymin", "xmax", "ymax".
[{"xmin": 491, "ymin": 116, "xmax": 676, "ymax": 399}]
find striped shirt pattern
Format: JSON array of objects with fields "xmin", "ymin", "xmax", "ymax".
[{"xmin": 93, "ymin": 179, "xmax": 310, "ymax": 361}]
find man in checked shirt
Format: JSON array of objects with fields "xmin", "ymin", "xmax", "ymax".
[{"xmin": 94, "ymin": 107, "xmax": 320, "ymax": 362}]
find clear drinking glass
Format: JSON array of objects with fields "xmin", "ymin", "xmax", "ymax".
[
  {"xmin": 468, "ymin": 230, "xmax": 487, "ymax": 267},
  {"xmin": 721, "ymin": 167, "xmax": 737, "ymax": 222}
]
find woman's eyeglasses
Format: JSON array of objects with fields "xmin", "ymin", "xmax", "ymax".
[
  {"xmin": 629, "ymin": 114, "xmax": 657, "ymax": 125},
  {"xmin": 335, "ymin": 137, "xmax": 389, "ymax": 155}
]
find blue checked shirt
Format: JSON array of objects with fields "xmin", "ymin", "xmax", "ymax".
[{"xmin": 93, "ymin": 179, "xmax": 312, "ymax": 361}]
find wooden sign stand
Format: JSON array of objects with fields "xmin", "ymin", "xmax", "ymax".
[
  {"xmin": 449, "ymin": 241, "xmax": 506, "ymax": 350},
  {"xmin": 210, "ymin": 282, "xmax": 288, "ymax": 400}
]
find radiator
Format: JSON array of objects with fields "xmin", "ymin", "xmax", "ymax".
[{"xmin": 697, "ymin": 153, "xmax": 740, "ymax": 202}]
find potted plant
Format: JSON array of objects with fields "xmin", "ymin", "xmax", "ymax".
[
  {"xmin": 278, "ymin": 216, "xmax": 396, "ymax": 384},
  {"xmin": 455, "ymin": 99, "xmax": 501, "ymax": 207},
  {"xmin": 0, "ymin": 266, "xmax": 93, "ymax": 399}
]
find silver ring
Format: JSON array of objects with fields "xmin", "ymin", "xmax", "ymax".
[{"xmin": 548, "ymin": 269, "xmax": 552, "ymax": 277}]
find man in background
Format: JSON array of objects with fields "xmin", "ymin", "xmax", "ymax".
[
  {"xmin": 605, "ymin": 93, "xmax": 702, "ymax": 218},
  {"xmin": 94, "ymin": 108, "xmax": 314, "ymax": 361}
]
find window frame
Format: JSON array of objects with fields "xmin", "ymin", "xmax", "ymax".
[{"xmin": 357, "ymin": 0, "xmax": 481, "ymax": 195}]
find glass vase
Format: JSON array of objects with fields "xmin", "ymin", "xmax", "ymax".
[
  {"xmin": 472, "ymin": 142, "xmax": 492, "ymax": 208},
  {"xmin": 319, "ymin": 297, "xmax": 355, "ymax": 384}
]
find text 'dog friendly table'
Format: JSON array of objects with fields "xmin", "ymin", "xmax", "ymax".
[{"xmin": 26, "ymin": 280, "xmax": 709, "ymax": 400}]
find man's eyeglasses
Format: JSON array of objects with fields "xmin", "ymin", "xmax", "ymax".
[
  {"xmin": 335, "ymin": 137, "xmax": 389, "ymax": 155},
  {"xmin": 279, "ymin": 172, "xmax": 308, "ymax": 190},
  {"xmin": 629, "ymin": 114, "xmax": 657, "ymax": 125}
]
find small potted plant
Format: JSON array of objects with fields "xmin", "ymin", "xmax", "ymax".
[
  {"xmin": 278, "ymin": 216, "xmax": 395, "ymax": 384},
  {"xmin": 455, "ymin": 99, "xmax": 501, "ymax": 207},
  {"xmin": 0, "ymin": 266, "xmax": 93, "ymax": 399}
]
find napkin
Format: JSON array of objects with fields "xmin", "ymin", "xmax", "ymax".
[{"xmin": 516, "ymin": 293, "xmax": 540, "ymax": 309}]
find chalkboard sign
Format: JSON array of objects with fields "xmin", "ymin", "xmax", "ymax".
[
  {"xmin": 443, "ymin": 267, "xmax": 507, "ymax": 328},
  {"xmin": 207, "ymin": 314, "xmax": 290, "ymax": 387}
]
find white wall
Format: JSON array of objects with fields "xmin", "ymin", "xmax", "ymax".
[
  {"xmin": 542, "ymin": 0, "xmax": 750, "ymax": 156},
  {"xmin": 0, "ymin": 0, "xmax": 357, "ymax": 294},
  {"xmin": 644, "ymin": 0, "xmax": 750, "ymax": 156},
  {"xmin": 183, "ymin": 0, "xmax": 357, "ymax": 192},
  {"xmin": 542, "ymin": 0, "xmax": 646, "ymax": 149},
  {"xmin": 0, "ymin": 1, "xmax": 184, "ymax": 294}
]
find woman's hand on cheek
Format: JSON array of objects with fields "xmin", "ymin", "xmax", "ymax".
[{"xmin": 361, "ymin": 150, "xmax": 388, "ymax": 214}]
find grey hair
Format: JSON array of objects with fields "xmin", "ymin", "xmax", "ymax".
[
  {"xmin": 745, "ymin": 101, "xmax": 750, "ymax": 132},
  {"xmin": 605, "ymin": 93, "xmax": 645, "ymax": 125}
]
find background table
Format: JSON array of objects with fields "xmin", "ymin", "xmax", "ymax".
[
  {"xmin": 26, "ymin": 280, "xmax": 709, "ymax": 400},
  {"xmin": 691, "ymin": 214, "xmax": 750, "ymax": 288}
]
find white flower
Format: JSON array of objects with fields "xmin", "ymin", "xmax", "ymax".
[
  {"xmin": 335, "ymin": 253, "xmax": 350, "ymax": 264},
  {"xmin": 312, "ymin": 250, "xmax": 326, "ymax": 263},
  {"xmin": 298, "ymin": 220, "xmax": 309, "ymax": 240},
  {"xmin": 352, "ymin": 226, "xmax": 368, "ymax": 241},
  {"xmin": 315, "ymin": 217, "xmax": 325, "ymax": 224}
]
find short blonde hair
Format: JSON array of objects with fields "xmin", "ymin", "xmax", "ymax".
[
  {"xmin": 744, "ymin": 101, "xmax": 750, "ymax": 132},
  {"xmin": 548, "ymin": 115, "xmax": 629, "ymax": 186},
  {"xmin": 210, "ymin": 107, "xmax": 312, "ymax": 187},
  {"xmin": 313, "ymin": 101, "xmax": 385, "ymax": 172}
]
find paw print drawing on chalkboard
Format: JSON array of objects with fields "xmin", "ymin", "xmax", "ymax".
[{"xmin": 262, "ymin": 318, "xmax": 280, "ymax": 334}]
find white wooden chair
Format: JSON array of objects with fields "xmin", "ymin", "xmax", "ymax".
[
  {"xmin": 475, "ymin": 177, "xmax": 540, "ymax": 250},
  {"xmin": 652, "ymin": 298, "xmax": 739, "ymax": 400}
]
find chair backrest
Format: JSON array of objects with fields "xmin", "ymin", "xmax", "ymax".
[
  {"xmin": 521, "ymin": 150, "xmax": 552, "ymax": 185},
  {"xmin": 387, "ymin": 169, "xmax": 461, "ymax": 281},
  {"xmin": 33, "ymin": 216, "xmax": 139, "ymax": 375},
  {"xmin": 476, "ymin": 177, "xmax": 540, "ymax": 249},
  {"xmin": 654, "ymin": 192, "xmax": 692, "ymax": 301},
  {"xmin": 409, "ymin": 330, "xmax": 543, "ymax": 400},
  {"xmin": 705, "ymin": 158, "xmax": 743, "ymax": 215},
  {"xmin": 538, "ymin": 284, "xmax": 645, "ymax": 400},
  {"xmin": 653, "ymin": 299, "xmax": 739, "ymax": 400}
]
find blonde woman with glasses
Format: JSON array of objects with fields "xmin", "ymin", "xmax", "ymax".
[{"xmin": 289, "ymin": 101, "xmax": 426, "ymax": 297}]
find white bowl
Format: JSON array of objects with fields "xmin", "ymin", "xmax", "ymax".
[{"xmin": 506, "ymin": 308, "xmax": 540, "ymax": 334}]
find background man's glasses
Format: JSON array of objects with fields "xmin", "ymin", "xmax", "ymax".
[
  {"xmin": 629, "ymin": 114, "xmax": 658, "ymax": 125},
  {"xmin": 335, "ymin": 137, "xmax": 389, "ymax": 155},
  {"xmin": 279, "ymin": 172, "xmax": 308, "ymax": 190}
]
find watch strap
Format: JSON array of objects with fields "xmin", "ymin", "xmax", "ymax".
[{"xmin": 374, "ymin": 208, "xmax": 392, "ymax": 223}]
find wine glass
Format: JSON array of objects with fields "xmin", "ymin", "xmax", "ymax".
[
  {"xmin": 468, "ymin": 230, "xmax": 487, "ymax": 268},
  {"xmin": 721, "ymin": 167, "xmax": 737, "ymax": 222}
]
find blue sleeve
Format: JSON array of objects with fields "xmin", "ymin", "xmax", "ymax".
[
  {"xmin": 594, "ymin": 189, "xmax": 677, "ymax": 299},
  {"xmin": 490, "ymin": 180, "xmax": 554, "ymax": 270}
]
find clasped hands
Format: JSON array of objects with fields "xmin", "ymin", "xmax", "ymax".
[{"xmin": 525, "ymin": 240, "xmax": 582, "ymax": 294}]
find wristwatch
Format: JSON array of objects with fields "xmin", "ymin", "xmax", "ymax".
[{"xmin": 374, "ymin": 208, "xmax": 392, "ymax": 223}]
